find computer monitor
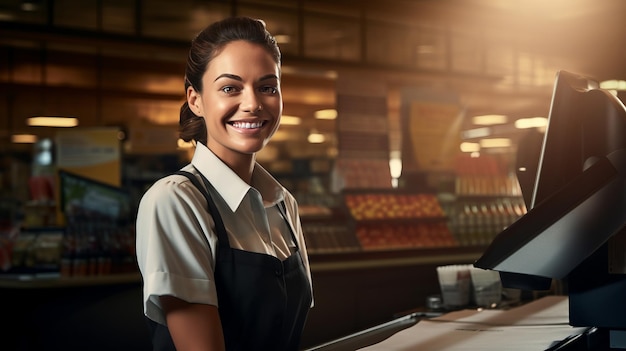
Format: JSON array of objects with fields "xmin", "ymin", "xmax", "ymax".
[
  {"xmin": 474, "ymin": 70, "xmax": 626, "ymax": 335},
  {"xmin": 58, "ymin": 169, "xmax": 131, "ymax": 221}
]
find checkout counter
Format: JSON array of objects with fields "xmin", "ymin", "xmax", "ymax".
[{"xmin": 304, "ymin": 296, "xmax": 605, "ymax": 351}]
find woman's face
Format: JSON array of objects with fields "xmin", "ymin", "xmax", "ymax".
[{"xmin": 188, "ymin": 40, "xmax": 282, "ymax": 162}]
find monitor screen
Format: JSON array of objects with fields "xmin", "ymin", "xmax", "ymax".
[
  {"xmin": 531, "ymin": 71, "xmax": 626, "ymax": 208},
  {"xmin": 58, "ymin": 169, "xmax": 131, "ymax": 221},
  {"xmin": 474, "ymin": 70, "xmax": 626, "ymax": 289}
]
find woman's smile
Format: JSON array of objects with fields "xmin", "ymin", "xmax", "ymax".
[{"xmin": 228, "ymin": 120, "xmax": 266, "ymax": 129}]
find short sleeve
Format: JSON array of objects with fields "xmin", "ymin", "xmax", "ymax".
[{"xmin": 136, "ymin": 174, "xmax": 219, "ymax": 325}]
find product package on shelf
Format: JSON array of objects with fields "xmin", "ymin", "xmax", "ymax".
[
  {"xmin": 452, "ymin": 199, "xmax": 527, "ymax": 247},
  {"xmin": 61, "ymin": 213, "xmax": 137, "ymax": 277},
  {"xmin": 3, "ymin": 227, "xmax": 65, "ymax": 277},
  {"xmin": 355, "ymin": 221, "xmax": 456, "ymax": 250},
  {"xmin": 451, "ymin": 154, "xmax": 528, "ymax": 247},
  {"xmin": 302, "ymin": 221, "xmax": 361, "ymax": 254},
  {"xmin": 343, "ymin": 191, "xmax": 457, "ymax": 251}
]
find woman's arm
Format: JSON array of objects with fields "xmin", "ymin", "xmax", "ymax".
[{"xmin": 160, "ymin": 295, "xmax": 226, "ymax": 351}]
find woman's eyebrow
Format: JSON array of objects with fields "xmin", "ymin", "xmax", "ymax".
[
  {"xmin": 213, "ymin": 73, "xmax": 279, "ymax": 83},
  {"xmin": 258, "ymin": 74, "xmax": 279, "ymax": 82},
  {"xmin": 214, "ymin": 73, "xmax": 241, "ymax": 82}
]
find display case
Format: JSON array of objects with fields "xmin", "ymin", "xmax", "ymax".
[
  {"xmin": 302, "ymin": 190, "xmax": 456, "ymax": 254},
  {"xmin": 448, "ymin": 174, "xmax": 527, "ymax": 247},
  {"xmin": 345, "ymin": 191, "xmax": 456, "ymax": 251}
]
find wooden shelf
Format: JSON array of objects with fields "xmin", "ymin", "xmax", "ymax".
[{"xmin": 0, "ymin": 272, "xmax": 141, "ymax": 289}]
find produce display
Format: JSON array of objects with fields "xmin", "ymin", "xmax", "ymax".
[
  {"xmin": 343, "ymin": 192, "xmax": 455, "ymax": 250},
  {"xmin": 356, "ymin": 222, "xmax": 457, "ymax": 250},
  {"xmin": 301, "ymin": 175, "xmax": 526, "ymax": 253},
  {"xmin": 344, "ymin": 193, "xmax": 444, "ymax": 220}
]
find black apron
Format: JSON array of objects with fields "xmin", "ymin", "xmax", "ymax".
[{"xmin": 146, "ymin": 170, "xmax": 312, "ymax": 351}]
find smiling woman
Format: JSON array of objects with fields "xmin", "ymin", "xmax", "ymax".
[
  {"xmin": 186, "ymin": 40, "xmax": 283, "ymax": 170},
  {"xmin": 136, "ymin": 17, "xmax": 313, "ymax": 351}
]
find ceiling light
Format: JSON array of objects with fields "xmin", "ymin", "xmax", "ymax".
[
  {"xmin": 472, "ymin": 114, "xmax": 508, "ymax": 125},
  {"xmin": 461, "ymin": 127, "xmax": 491, "ymax": 139},
  {"xmin": 479, "ymin": 138, "xmax": 511, "ymax": 148},
  {"xmin": 281, "ymin": 115, "xmax": 301, "ymax": 125},
  {"xmin": 514, "ymin": 117, "xmax": 548, "ymax": 129},
  {"xmin": 460, "ymin": 142, "xmax": 480, "ymax": 152},
  {"xmin": 307, "ymin": 130, "xmax": 325, "ymax": 143},
  {"xmin": 12, "ymin": 134, "xmax": 38, "ymax": 143},
  {"xmin": 28, "ymin": 116, "xmax": 79, "ymax": 127},
  {"xmin": 314, "ymin": 109, "xmax": 337, "ymax": 120}
]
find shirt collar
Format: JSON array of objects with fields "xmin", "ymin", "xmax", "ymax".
[{"xmin": 191, "ymin": 143, "xmax": 284, "ymax": 211}]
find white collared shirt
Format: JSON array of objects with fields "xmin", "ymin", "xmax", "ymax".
[{"xmin": 136, "ymin": 143, "xmax": 313, "ymax": 325}]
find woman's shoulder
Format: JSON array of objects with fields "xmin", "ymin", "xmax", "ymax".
[
  {"xmin": 149, "ymin": 172, "xmax": 189, "ymax": 190},
  {"xmin": 140, "ymin": 167, "xmax": 201, "ymax": 204}
]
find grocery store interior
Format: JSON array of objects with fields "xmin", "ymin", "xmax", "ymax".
[{"xmin": 1, "ymin": 0, "xmax": 626, "ymax": 350}]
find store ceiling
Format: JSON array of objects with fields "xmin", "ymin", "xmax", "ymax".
[{"xmin": 1, "ymin": 0, "xmax": 626, "ymax": 158}]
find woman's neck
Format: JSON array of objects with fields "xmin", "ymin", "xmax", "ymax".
[
  {"xmin": 219, "ymin": 152, "xmax": 256, "ymax": 185},
  {"xmin": 230, "ymin": 158, "xmax": 255, "ymax": 185},
  {"xmin": 205, "ymin": 143, "xmax": 256, "ymax": 184}
]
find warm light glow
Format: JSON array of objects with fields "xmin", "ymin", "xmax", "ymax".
[
  {"xmin": 479, "ymin": 138, "xmax": 511, "ymax": 148},
  {"xmin": 271, "ymin": 130, "xmax": 291, "ymax": 142},
  {"xmin": 274, "ymin": 34, "xmax": 291, "ymax": 44},
  {"xmin": 11, "ymin": 134, "xmax": 38, "ymax": 143},
  {"xmin": 21, "ymin": 1, "xmax": 40, "ymax": 11},
  {"xmin": 307, "ymin": 130, "xmax": 325, "ymax": 143},
  {"xmin": 600, "ymin": 79, "xmax": 626, "ymax": 91},
  {"xmin": 416, "ymin": 45, "xmax": 435, "ymax": 55},
  {"xmin": 389, "ymin": 157, "xmax": 402, "ymax": 179},
  {"xmin": 314, "ymin": 109, "xmax": 337, "ymax": 120},
  {"xmin": 514, "ymin": 117, "xmax": 548, "ymax": 129},
  {"xmin": 177, "ymin": 139, "xmax": 195, "ymax": 149},
  {"xmin": 460, "ymin": 142, "xmax": 481, "ymax": 152},
  {"xmin": 28, "ymin": 116, "xmax": 79, "ymax": 127},
  {"xmin": 461, "ymin": 127, "xmax": 491, "ymax": 139},
  {"xmin": 472, "ymin": 114, "xmax": 508, "ymax": 125},
  {"xmin": 281, "ymin": 115, "xmax": 302, "ymax": 125}
]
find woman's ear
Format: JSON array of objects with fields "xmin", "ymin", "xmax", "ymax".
[{"xmin": 187, "ymin": 86, "xmax": 204, "ymax": 116}]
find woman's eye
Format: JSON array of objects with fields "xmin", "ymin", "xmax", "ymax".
[
  {"xmin": 221, "ymin": 86, "xmax": 238, "ymax": 94},
  {"xmin": 260, "ymin": 86, "xmax": 278, "ymax": 94}
]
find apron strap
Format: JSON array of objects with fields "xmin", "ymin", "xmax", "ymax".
[
  {"xmin": 174, "ymin": 170, "xmax": 231, "ymax": 249},
  {"xmin": 276, "ymin": 201, "xmax": 301, "ymax": 253}
]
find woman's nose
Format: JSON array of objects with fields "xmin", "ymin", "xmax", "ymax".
[{"xmin": 242, "ymin": 91, "xmax": 262, "ymax": 112}]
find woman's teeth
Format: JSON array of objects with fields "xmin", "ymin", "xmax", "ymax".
[{"xmin": 231, "ymin": 121, "xmax": 263, "ymax": 129}]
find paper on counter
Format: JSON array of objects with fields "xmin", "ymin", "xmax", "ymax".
[
  {"xmin": 358, "ymin": 296, "xmax": 588, "ymax": 351},
  {"xmin": 432, "ymin": 295, "xmax": 571, "ymax": 326}
]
